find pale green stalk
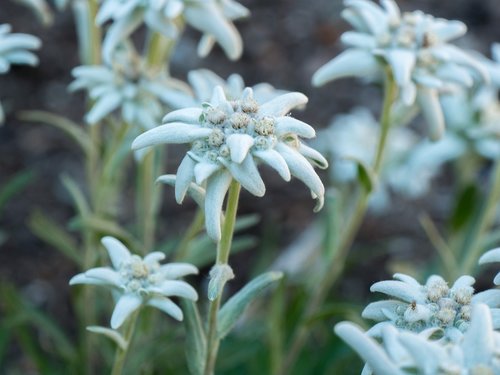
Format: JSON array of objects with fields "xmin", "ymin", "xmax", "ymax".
[
  {"xmin": 278, "ymin": 70, "xmax": 396, "ymax": 374},
  {"xmin": 204, "ymin": 181, "xmax": 241, "ymax": 375},
  {"xmin": 110, "ymin": 311, "xmax": 140, "ymax": 375}
]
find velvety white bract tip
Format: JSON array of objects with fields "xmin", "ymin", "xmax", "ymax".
[
  {"xmin": 69, "ymin": 236, "xmax": 198, "ymax": 328},
  {"xmin": 132, "ymin": 85, "xmax": 327, "ymax": 241}
]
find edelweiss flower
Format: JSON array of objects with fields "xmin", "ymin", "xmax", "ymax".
[
  {"xmin": 312, "ymin": 0, "xmax": 489, "ymax": 140},
  {"xmin": 0, "ymin": 24, "xmax": 41, "ymax": 123},
  {"xmin": 336, "ymin": 303, "xmax": 500, "ymax": 375},
  {"xmin": 70, "ymin": 236, "xmax": 198, "ymax": 329},
  {"xmin": 97, "ymin": 0, "xmax": 249, "ymax": 63},
  {"xmin": 159, "ymin": 69, "xmax": 289, "ymax": 109},
  {"xmin": 70, "ymin": 43, "xmax": 191, "ymax": 129},
  {"xmin": 363, "ymin": 273, "xmax": 500, "ymax": 338},
  {"xmin": 132, "ymin": 86, "xmax": 328, "ymax": 241}
]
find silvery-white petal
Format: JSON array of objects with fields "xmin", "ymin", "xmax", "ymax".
[
  {"xmin": 435, "ymin": 64, "xmax": 473, "ymax": 87},
  {"xmin": 85, "ymin": 91, "xmax": 122, "ymax": 124},
  {"xmin": 0, "ymin": 33, "xmax": 41, "ymax": 53},
  {"xmin": 341, "ymin": 8, "xmax": 369, "ymax": 33},
  {"xmin": 362, "ymin": 300, "xmax": 406, "ymax": 321},
  {"xmin": 197, "ymin": 34, "xmax": 216, "ymax": 58},
  {"xmin": 345, "ymin": 0, "xmax": 388, "ymax": 36},
  {"xmin": 393, "ymin": 273, "xmax": 420, "ymax": 287},
  {"xmin": 210, "ymin": 85, "xmax": 228, "ymax": 107},
  {"xmin": 147, "ymin": 297, "xmax": 183, "ymax": 321},
  {"xmin": 381, "ymin": 325, "xmax": 407, "ymax": 363},
  {"xmin": 144, "ymin": 9, "xmax": 178, "ymax": 38},
  {"xmin": 253, "ymin": 148, "xmax": 291, "ymax": 181},
  {"xmin": 85, "ymin": 267, "xmax": 122, "ymax": 287},
  {"xmin": 173, "ymin": 154, "xmax": 196, "ymax": 203},
  {"xmin": 490, "ymin": 308, "xmax": 500, "ymax": 329},
  {"xmin": 430, "ymin": 20, "xmax": 466, "ymax": 42},
  {"xmin": 194, "ymin": 161, "xmax": 221, "ymax": 185},
  {"xmin": 383, "ymin": 49, "xmax": 416, "ymax": 91},
  {"xmin": 298, "ymin": 143, "xmax": 328, "ymax": 169},
  {"xmin": 4, "ymin": 51, "xmax": 38, "ymax": 66},
  {"xmin": 413, "ymin": 72, "xmax": 443, "ymax": 88},
  {"xmin": 111, "ymin": 293, "xmax": 142, "ymax": 329},
  {"xmin": 144, "ymin": 82, "xmax": 195, "ymax": 109},
  {"xmin": 440, "ymin": 45, "xmax": 489, "ymax": 82},
  {"xmin": 479, "ymin": 247, "xmax": 500, "ymax": 265},
  {"xmin": 101, "ymin": 236, "xmax": 131, "ymax": 269},
  {"xmin": 156, "ymin": 174, "xmax": 206, "ymax": 207},
  {"xmin": 472, "ymin": 289, "xmax": 500, "ymax": 307},
  {"xmin": 341, "ymin": 31, "xmax": 377, "ymax": 49},
  {"xmin": 226, "ymin": 133, "xmax": 254, "ymax": 163},
  {"xmin": 188, "ymin": 69, "xmax": 223, "ymax": 102},
  {"xmin": 158, "ymin": 280, "xmax": 198, "ymax": 300},
  {"xmin": 160, "ymin": 263, "xmax": 199, "ymax": 278},
  {"xmin": 403, "ymin": 303, "xmax": 432, "ymax": 323},
  {"xmin": 451, "ymin": 275, "xmax": 475, "ymax": 289},
  {"xmin": 380, "ymin": 0, "xmax": 400, "ymax": 24},
  {"xmin": 205, "ymin": 170, "xmax": 233, "ymax": 241},
  {"xmin": 461, "ymin": 303, "xmax": 494, "ymax": 367},
  {"xmin": 275, "ymin": 116, "xmax": 316, "ymax": 138},
  {"xmin": 334, "ymin": 322, "xmax": 402, "ymax": 375},
  {"xmin": 416, "ymin": 87, "xmax": 445, "ymax": 141},
  {"xmin": 275, "ymin": 142, "xmax": 325, "ymax": 212},
  {"xmin": 69, "ymin": 273, "xmax": 110, "ymax": 286},
  {"xmin": 370, "ymin": 280, "xmax": 425, "ymax": 303},
  {"xmin": 221, "ymin": 0, "xmax": 250, "ymax": 19},
  {"xmin": 312, "ymin": 49, "xmax": 380, "ymax": 87},
  {"xmin": 143, "ymin": 251, "xmax": 166, "ymax": 265},
  {"xmin": 259, "ymin": 92, "xmax": 308, "ymax": 117},
  {"xmin": 219, "ymin": 155, "xmax": 265, "ymax": 197},
  {"xmin": 132, "ymin": 123, "xmax": 212, "ymax": 149},
  {"xmin": 162, "ymin": 108, "xmax": 202, "ymax": 124},
  {"xmin": 398, "ymin": 332, "xmax": 443, "ymax": 374},
  {"xmin": 102, "ymin": 13, "xmax": 143, "ymax": 64},
  {"xmin": 184, "ymin": 2, "xmax": 243, "ymax": 60},
  {"xmin": 95, "ymin": 0, "xmax": 118, "ymax": 24},
  {"xmin": 165, "ymin": 0, "xmax": 184, "ymax": 18}
]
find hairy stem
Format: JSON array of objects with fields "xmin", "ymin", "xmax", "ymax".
[
  {"xmin": 110, "ymin": 311, "xmax": 140, "ymax": 375},
  {"xmin": 278, "ymin": 70, "xmax": 396, "ymax": 374},
  {"xmin": 204, "ymin": 181, "xmax": 241, "ymax": 375}
]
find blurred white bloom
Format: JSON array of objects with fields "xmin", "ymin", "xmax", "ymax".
[
  {"xmin": 336, "ymin": 303, "xmax": 500, "ymax": 375},
  {"xmin": 159, "ymin": 69, "xmax": 289, "ymax": 109},
  {"xmin": 312, "ymin": 0, "xmax": 489, "ymax": 141},
  {"xmin": 70, "ymin": 236, "xmax": 198, "ymax": 329},
  {"xmin": 480, "ymin": 247, "xmax": 500, "ymax": 286},
  {"xmin": 70, "ymin": 43, "xmax": 190, "ymax": 129},
  {"xmin": 363, "ymin": 273, "xmax": 500, "ymax": 338},
  {"xmin": 315, "ymin": 108, "xmax": 464, "ymax": 210},
  {"xmin": 0, "ymin": 24, "xmax": 41, "ymax": 123},
  {"xmin": 14, "ymin": 0, "xmax": 69, "ymax": 25},
  {"xmin": 132, "ymin": 86, "xmax": 328, "ymax": 241},
  {"xmin": 97, "ymin": 0, "xmax": 249, "ymax": 63}
]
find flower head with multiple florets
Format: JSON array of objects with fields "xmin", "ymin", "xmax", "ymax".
[
  {"xmin": 132, "ymin": 86, "xmax": 328, "ymax": 241},
  {"xmin": 363, "ymin": 273, "xmax": 500, "ymax": 339},
  {"xmin": 97, "ymin": 0, "xmax": 249, "ymax": 63},
  {"xmin": 70, "ymin": 236, "xmax": 199, "ymax": 329},
  {"xmin": 0, "ymin": 24, "xmax": 41, "ymax": 123},
  {"xmin": 70, "ymin": 43, "xmax": 190, "ymax": 129},
  {"xmin": 336, "ymin": 303, "xmax": 500, "ymax": 375},
  {"xmin": 312, "ymin": 0, "xmax": 489, "ymax": 141}
]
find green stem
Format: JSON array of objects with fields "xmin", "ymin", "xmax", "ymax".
[
  {"xmin": 136, "ymin": 149, "xmax": 158, "ymax": 253},
  {"xmin": 278, "ymin": 70, "xmax": 396, "ymax": 375},
  {"xmin": 111, "ymin": 311, "xmax": 140, "ymax": 375},
  {"xmin": 204, "ymin": 181, "xmax": 241, "ymax": 375},
  {"xmin": 460, "ymin": 160, "xmax": 500, "ymax": 275}
]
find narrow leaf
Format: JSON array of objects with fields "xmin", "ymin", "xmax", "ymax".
[
  {"xmin": 217, "ymin": 271, "xmax": 284, "ymax": 339},
  {"xmin": 345, "ymin": 157, "xmax": 376, "ymax": 193},
  {"xmin": 86, "ymin": 326, "xmax": 127, "ymax": 350},
  {"xmin": 60, "ymin": 174, "xmax": 90, "ymax": 217},
  {"xmin": 181, "ymin": 300, "xmax": 206, "ymax": 375},
  {"xmin": 0, "ymin": 169, "xmax": 35, "ymax": 213},
  {"xmin": 450, "ymin": 184, "xmax": 479, "ymax": 232},
  {"xmin": 28, "ymin": 210, "xmax": 82, "ymax": 265}
]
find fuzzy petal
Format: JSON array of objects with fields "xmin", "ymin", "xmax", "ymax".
[
  {"xmin": 143, "ymin": 251, "xmax": 166, "ymax": 264},
  {"xmin": 393, "ymin": 273, "xmax": 421, "ymax": 287},
  {"xmin": 312, "ymin": 49, "xmax": 380, "ymax": 87},
  {"xmin": 298, "ymin": 143, "xmax": 328, "ymax": 169},
  {"xmin": 383, "ymin": 49, "xmax": 416, "ymax": 95},
  {"xmin": 102, "ymin": 12, "xmax": 143, "ymax": 64},
  {"xmin": 160, "ymin": 263, "xmax": 199, "ymax": 279},
  {"xmin": 416, "ymin": 87, "xmax": 445, "ymax": 141},
  {"xmin": 147, "ymin": 297, "xmax": 183, "ymax": 321},
  {"xmin": 69, "ymin": 273, "xmax": 110, "ymax": 286},
  {"xmin": 173, "ymin": 154, "xmax": 196, "ymax": 203},
  {"xmin": 85, "ymin": 267, "xmax": 122, "ymax": 287},
  {"xmin": 370, "ymin": 280, "xmax": 425, "ymax": 303},
  {"xmin": 158, "ymin": 280, "xmax": 198, "ymax": 300},
  {"xmin": 132, "ymin": 123, "xmax": 212, "ymax": 149},
  {"xmin": 194, "ymin": 161, "xmax": 222, "ymax": 185},
  {"xmin": 219, "ymin": 155, "xmax": 265, "ymax": 197},
  {"xmin": 162, "ymin": 108, "xmax": 202, "ymax": 124},
  {"xmin": 472, "ymin": 289, "xmax": 500, "ymax": 307},
  {"xmin": 205, "ymin": 171, "xmax": 233, "ymax": 241},
  {"xmin": 85, "ymin": 91, "xmax": 122, "ymax": 124},
  {"xmin": 451, "ymin": 275, "xmax": 475, "ymax": 289},
  {"xmin": 258, "ymin": 92, "xmax": 308, "ymax": 117},
  {"xmin": 275, "ymin": 116, "xmax": 316, "ymax": 138},
  {"xmin": 398, "ymin": 332, "xmax": 444, "ymax": 374},
  {"xmin": 362, "ymin": 300, "xmax": 406, "ymax": 321},
  {"xmin": 156, "ymin": 174, "xmax": 206, "ymax": 207},
  {"xmin": 462, "ymin": 304, "xmax": 494, "ymax": 367},
  {"xmin": 479, "ymin": 247, "xmax": 500, "ymax": 265},
  {"xmin": 111, "ymin": 294, "xmax": 142, "ymax": 329},
  {"xmin": 253, "ymin": 148, "xmax": 291, "ymax": 181},
  {"xmin": 101, "ymin": 236, "xmax": 131, "ymax": 269},
  {"xmin": 226, "ymin": 133, "xmax": 254, "ymax": 163}
]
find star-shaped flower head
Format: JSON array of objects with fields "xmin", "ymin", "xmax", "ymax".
[
  {"xmin": 363, "ymin": 273, "xmax": 500, "ymax": 339},
  {"xmin": 312, "ymin": 0, "xmax": 489, "ymax": 141},
  {"xmin": 336, "ymin": 303, "xmax": 500, "ymax": 375},
  {"xmin": 132, "ymin": 86, "xmax": 328, "ymax": 241},
  {"xmin": 97, "ymin": 0, "xmax": 249, "ymax": 63},
  {"xmin": 0, "ymin": 24, "xmax": 41, "ymax": 123},
  {"xmin": 70, "ymin": 236, "xmax": 199, "ymax": 329},
  {"xmin": 69, "ymin": 43, "xmax": 191, "ymax": 129}
]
